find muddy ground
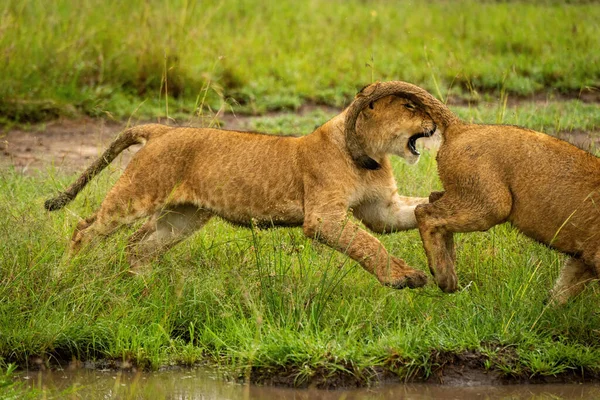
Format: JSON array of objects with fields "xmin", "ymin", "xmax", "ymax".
[
  {"xmin": 0, "ymin": 112, "xmax": 258, "ymax": 173},
  {"xmin": 2, "ymin": 105, "xmax": 599, "ymax": 174}
]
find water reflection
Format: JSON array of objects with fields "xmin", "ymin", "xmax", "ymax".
[{"xmin": 18, "ymin": 367, "xmax": 600, "ymax": 400}]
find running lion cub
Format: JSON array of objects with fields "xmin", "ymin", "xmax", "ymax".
[{"xmin": 45, "ymin": 89, "xmax": 436, "ymax": 289}]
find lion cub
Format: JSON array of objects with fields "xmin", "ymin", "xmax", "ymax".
[
  {"xmin": 346, "ymin": 80, "xmax": 600, "ymax": 305},
  {"xmin": 45, "ymin": 93, "xmax": 436, "ymax": 289}
]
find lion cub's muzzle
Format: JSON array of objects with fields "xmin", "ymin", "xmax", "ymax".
[{"xmin": 408, "ymin": 122, "xmax": 437, "ymax": 156}]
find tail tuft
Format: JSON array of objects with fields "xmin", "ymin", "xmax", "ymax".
[{"xmin": 44, "ymin": 192, "xmax": 74, "ymax": 211}]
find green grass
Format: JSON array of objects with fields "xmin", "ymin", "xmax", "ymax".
[
  {"xmin": 2, "ymin": 1, "xmax": 600, "ymax": 390},
  {"xmin": 1, "ymin": 0, "xmax": 599, "ymax": 123},
  {"xmin": 0, "ymin": 363, "xmax": 41, "ymax": 399},
  {"xmin": 2, "ymin": 104, "xmax": 600, "ymax": 393}
]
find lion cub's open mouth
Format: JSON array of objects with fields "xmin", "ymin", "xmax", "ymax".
[{"xmin": 408, "ymin": 126, "xmax": 436, "ymax": 156}]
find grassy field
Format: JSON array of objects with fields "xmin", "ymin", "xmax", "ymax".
[
  {"xmin": 3, "ymin": 0, "xmax": 600, "ymax": 396},
  {"xmin": 1, "ymin": 0, "xmax": 599, "ymax": 123},
  {"xmin": 2, "ymin": 101, "xmax": 600, "ymax": 395}
]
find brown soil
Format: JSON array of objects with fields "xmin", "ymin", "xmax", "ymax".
[
  {"xmin": 1, "ymin": 118, "xmax": 126, "ymax": 173},
  {"xmin": 0, "ymin": 114, "xmax": 249, "ymax": 173},
  {"xmin": 444, "ymin": 87, "xmax": 600, "ymax": 107},
  {"xmin": 0, "ymin": 106, "xmax": 341, "ymax": 173},
  {"xmin": 2, "ymin": 110, "xmax": 598, "ymax": 175}
]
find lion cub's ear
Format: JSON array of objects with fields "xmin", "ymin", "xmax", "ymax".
[
  {"xmin": 360, "ymin": 100, "xmax": 377, "ymax": 119},
  {"xmin": 364, "ymin": 96, "xmax": 391, "ymax": 113},
  {"xmin": 359, "ymin": 100, "xmax": 376, "ymax": 119}
]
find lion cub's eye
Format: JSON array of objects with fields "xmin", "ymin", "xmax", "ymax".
[
  {"xmin": 404, "ymin": 103, "xmax": 415, "ymax": 110},
  {"xmin": 369, "ymin": 102, "xmax": 375, "ymax": 110}
]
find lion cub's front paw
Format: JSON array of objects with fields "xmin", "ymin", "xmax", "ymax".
[
  {"xmin": 435, "ymin": 272, "xmax": 458, "ymax": 293},
  {"xmin": 385, "ymin": 270, "xmax": 428, "ymax": 290}
]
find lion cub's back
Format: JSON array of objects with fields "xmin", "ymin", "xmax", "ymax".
[{"xmin": 134, "ymin": 127, "xmax": 306, "ymax": 225}]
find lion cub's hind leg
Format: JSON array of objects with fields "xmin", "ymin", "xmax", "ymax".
[
  {"xmin": 66, "ymin": 213, "xmax": 98, "ymax": 258},
  {"xmin": 70, "ymin": 209, "xmax": 144, "ymax": 256},
  {"xmin": 126, "ymin": 204, "xmax": 213, "ymax": 273},
  {"xmin": 70, "ymin": 188, "xmax": 165, "ymax": 256},
  {"xmin": 549, "ymin": 257, "xmax": 597, "ymax": 306}
]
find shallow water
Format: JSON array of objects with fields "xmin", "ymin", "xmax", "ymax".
[{"xmin": 18, "ymin": 367, "xmax": 600, "ymax": 400}]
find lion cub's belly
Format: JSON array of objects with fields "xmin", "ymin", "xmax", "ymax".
[
  {"xmin": 208, "ymin": 198, "xmax": 305, "ymax": 227},
  {"xmin": 185, "ymin": 176, "xmax": 305, "ymax": 227}
]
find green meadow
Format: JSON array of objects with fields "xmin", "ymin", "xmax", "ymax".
[
  {"xmin": 2, "ymin": 100, "xmax": 600, "ymax": 391},
  {"xmin": 1, "ymin": 0, "xmax": 599, "ymax": 123},
  {"xmin": 2, "ymin": 0, "xmax": 600, "ymax": 396}
]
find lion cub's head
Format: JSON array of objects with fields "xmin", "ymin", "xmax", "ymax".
[{"xmin": 354, "ymin": 95, "xmax": 436, "ymax": 165}]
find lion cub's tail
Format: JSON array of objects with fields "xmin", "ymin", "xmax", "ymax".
[{"xmin": 44, "ymin": 124, "xmax": 170, "ymax": 211}]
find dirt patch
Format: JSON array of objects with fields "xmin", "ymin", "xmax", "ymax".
[
  {"xmin": 2, "ymin": 110, "xmax": 598, "ymax": 175},
  {"xmin": 1, "ymin": 118, "xmax": 127, "ymax": 173},
  {"xmin": 0, "ymin": 105, "xmax": 342, "ymax": 173},
  {"xmin": 0, "ymin": 117, "xmax": 239, "ymax": 173}
]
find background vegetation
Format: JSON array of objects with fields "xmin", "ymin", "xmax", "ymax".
[{"xmin": 1, "ymin": 0, "xmax": 599, "ymax": 123}]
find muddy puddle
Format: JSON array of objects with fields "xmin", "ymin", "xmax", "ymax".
[{"xmin": 16, "ymin": 367, "xmax": 600, "ymax": 399}]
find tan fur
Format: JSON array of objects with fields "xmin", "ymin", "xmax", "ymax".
[
  {"xmin": 345, "ymin": 81, "xmax": 600, "ymax": 304},
  {"xmin": 45, "ymin": 94, "xmax": 437, "ymax": 289}
]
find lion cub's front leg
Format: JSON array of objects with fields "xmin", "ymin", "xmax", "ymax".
[
  {"xmin": 353, "ymin": 193, "xmax": 428, "ymax": 234},
  {"xmin": 304, "ymin": 200, "xmax": 427, "ymax": 289}
]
